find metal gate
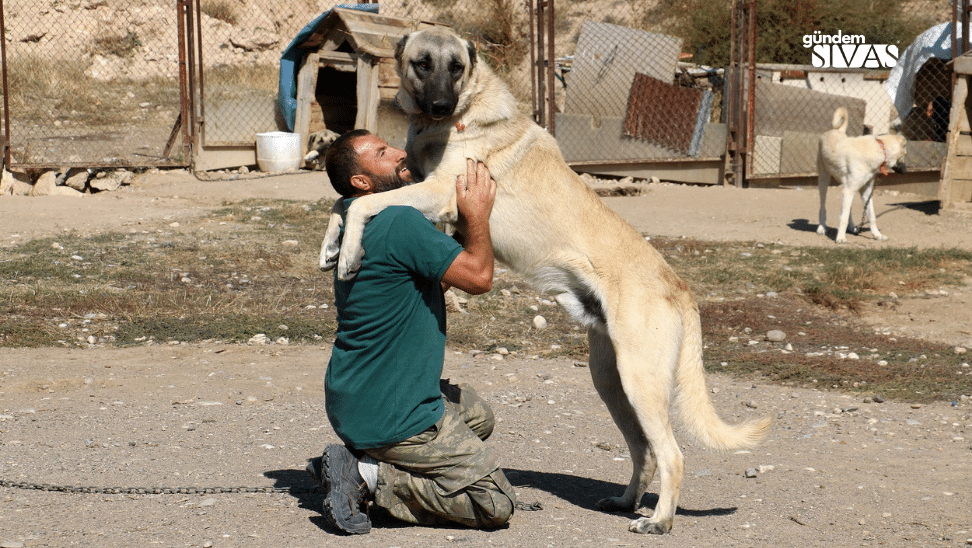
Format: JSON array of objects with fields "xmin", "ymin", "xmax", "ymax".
[
  {"xmin": 0, "ymin": 0, "xmax": 190, "ymax": 170},
  {"xmin": 727, "ymin": 0, "xmax": 962, "ymax": 187}
]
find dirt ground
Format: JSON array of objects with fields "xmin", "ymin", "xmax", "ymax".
[{"xmin": 1, "ymin": 170, "xmax": 971, "ymax": 547}]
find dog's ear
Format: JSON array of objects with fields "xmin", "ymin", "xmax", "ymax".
[
  {"xmin": 466, "ymin": 39, "xmax": 477, "ymax": 72},
  {"xmin": 395, "ymin": 33, "xmax": 410, "ymax": 68}
]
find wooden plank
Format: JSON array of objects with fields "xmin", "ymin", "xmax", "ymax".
[
  {"xmin": 957, "ymin": 133, "xmax": 972, "ymax": 156},
  {"xmin": 294, "ymin": 52, "xmax": 320, "ymax": 152},
  {"xmin": 355, "ymin": 56, "xmax": 380, "ymax": 133},
  {"xmin": 318, "ymin": 51, "xmax": 356, "ymax": 72},
  {"xmin": 940, "ymin": 76, "xmax": 969, "ymax": 209},
  {"xmin": 955, "ymin": 53, "xmax": 972, "ymax": 75},
  {"xmin": 378, "ymin": 59, "xmax": 400, "ymax": 88}
]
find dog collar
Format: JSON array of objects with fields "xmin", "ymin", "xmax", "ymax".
[{"xmin": 878, "ymin": 140, "xmax": 889, "ymax": 176}]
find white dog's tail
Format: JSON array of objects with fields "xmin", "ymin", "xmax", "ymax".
[
  {"xmin": 673, "ymin": 304, "xmax": 773, "ymax": 453},
  {"xmin": 831, "ymin": 107, "xmax": 849, "ymax": 134}
]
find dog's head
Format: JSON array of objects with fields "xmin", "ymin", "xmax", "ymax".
[
  {"xmin": 394, "ymin": 27, "xmax": 478, "ymax": 119},
  {"xmin": 879, "ymin": 134, "xmax": 908, "ymax": 172}
]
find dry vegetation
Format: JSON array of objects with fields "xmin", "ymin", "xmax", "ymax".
[{"xmin": 2, "ymin": 198, "xmax": 971, "ymax": 403}]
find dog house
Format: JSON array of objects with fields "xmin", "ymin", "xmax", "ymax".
[
  {"xmin": 939, "ymin": 51, "xmax": 972, "ymax": 210},
  {"xmin": 290, "ymin": 8, "xmax": 443, "ymax": 151}
]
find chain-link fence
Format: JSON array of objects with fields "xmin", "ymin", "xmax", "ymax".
[
  {"xmin": 0, "ymin": 0, "xmax": 963, "ymax": 186},
  {"xmin": 745, "ymin": 0, "xmax": 956, "ymax": 180},
  {"xmin": 1, "ymin": 0, "xmax": 187, "ymax": 169}
]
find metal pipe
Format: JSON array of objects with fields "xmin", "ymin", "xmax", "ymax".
[
  {"xmin": 536, "ymin": 0, "xmax": 546, "ymax": 128},
  {"xmin": 194, "ymin": 0, "xmax": 207, "ymax": 146},
  {"xmin": 0, "ymin": 0, "xmax": 11, "ymax": 167},
  {"xmin": 546, "ymin": 0, "xmax": 556, "ymax": 137},
  {"xmin": 176, "ymin": 0, "xmax": 192, "ymax": 162},
  {"xmin": 745, "ymin": 0, "xmax": 757, "ymax": 188},
  {"xmin": 528, "ymin": 0, "xmax": 537, "ymax": 123}
]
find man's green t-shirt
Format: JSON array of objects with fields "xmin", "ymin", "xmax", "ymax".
[{"xmin": 325, "ymin": 201, "xmax": 463, "ymax": 449}]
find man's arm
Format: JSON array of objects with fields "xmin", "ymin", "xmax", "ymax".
[{"xmin": 441, "ymin": 160, "xmax": 496, "ymax": 295}]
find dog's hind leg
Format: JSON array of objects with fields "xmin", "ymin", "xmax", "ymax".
[
  {"xmin": 588, "ymin": 327, "xmax": 656, "ymax": 516},
  {"xmin": 592, "ymin": 317, "xmax": 685, "ymax": 535},
  {"xmin": 835, "ymin": 185, "xmax": 857, "ymax": 244},
  {"xmin": 816, "ymin": 158, "xmax": 830, "ymax": 236},
  {"xmin": 860, "ymin": 180, "xmax": 888, "ymax": 241}
]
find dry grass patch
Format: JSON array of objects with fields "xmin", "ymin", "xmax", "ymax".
[{"xmin": 2, "ymin": 202, "xmax": 970, "ymax": 403}]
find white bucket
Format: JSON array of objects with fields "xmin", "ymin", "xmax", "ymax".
[{"xmin": 256, "ymin": 131, "xmax": 302, "ymax": 173}]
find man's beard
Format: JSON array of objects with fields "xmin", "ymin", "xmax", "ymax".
[{"xmin": 369, "ymin": 160, "xmax": 412, "ymax": 193}]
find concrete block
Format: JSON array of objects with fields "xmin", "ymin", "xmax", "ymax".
[{"xmin": 566, "ymin": 21, "xmax": 682, "ymax": 121}]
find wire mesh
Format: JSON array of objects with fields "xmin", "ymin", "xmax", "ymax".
[
  {"xmin": 1, "ymin": 0, "xmax": 187, "ymax": 169},
  {"xmin": 747, "ymin": 0, "xmax": 956, "ymax": 179},
  {"xmin": 0, "ymin": 0, "xmax": 962, "ymax": 183}
]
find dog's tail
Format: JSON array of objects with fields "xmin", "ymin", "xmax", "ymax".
[
  {"xmin": 673, "ymin": 303, "xmax": 773, "ymax": 453},
  {"xmin": 831, "ymin": 107, "xmax": 849, "ymax": 134}
]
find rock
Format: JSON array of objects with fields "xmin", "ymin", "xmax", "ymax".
[
  {"xmin": 85, "ymin": 54, "xmax": 121, "ymax": 81},
  {"xmin": 63, "ymin": 168, "xmax": 91, "ymax": 191},
  {"xmin": 766, "ymin": 330, "xmax": 786, "ymax": 342},
  {"xmin": 872, "ymin": 394, "xmax": 885, "ymax": 403},
  {"xmin": 229, "ymin": 30, "xmax": 280, "ymax": 51},
  {"xmin": 247, "ymin": 334, "xmax": 269, "ymax": 345},
  {"xmin": 650, "ymin": 176, "xmax": 661, "ymax": 184},
  {"xmin": 0, "ymin": 169, "xmax": 14, "ymax": 195},
  {"xmin": 745, "ymin": 400, "xmax": 758, "ymax": 409},
  {"xmin": 744, "ymin": 468, "xmax": 758, "ymax": 478},
  {"xmin": 29, "ymin": 171, "xmax": 58, "ymax": 196},
  {"xmin": 281, "ymin": 240, "xmax": 299, "ymax": 248},
  {"xmin": 445, "ymin": 289, "xmax": 468, "ymax": 314},
  {"xmin": 497, "ymin": 347, "xmax": 510, "ymax": 356},
  {"xmin": 955, "ymin": 347, "xmax": 967, "ymax": 355},
  {"xmin": 51, "ymin": 186, "xmax": 84, "ymax": 197},
  {"xmin": 90, "ymin": 170, "xmax": 133, "ymax": 192},
  {"xmin": 533, "ymin": 315, "xmax": 548, "ymax": 329}
]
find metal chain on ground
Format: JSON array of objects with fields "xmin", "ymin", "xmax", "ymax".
[
  {"xmin": 0, "ymin": 478, "xmax": 545, "ymax": 511},
  {"xmin": 0, "ymin": 478, "xmax": 319, "ymax": 496}
]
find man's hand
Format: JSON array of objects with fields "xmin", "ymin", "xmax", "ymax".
[
  {"xmin": 441, "ymin": 160, "xmax": 497, "ymax": 295},
  {"xmin": 456, "ymin": 159, "xmax": 496, "ymax": 229}
]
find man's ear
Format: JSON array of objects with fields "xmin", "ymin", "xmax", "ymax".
[{"xmin": 349, "ymin": 173, "xmax": 372, "ymax": 195}]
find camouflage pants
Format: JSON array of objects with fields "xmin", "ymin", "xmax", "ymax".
[{"xmin": 364, "ymin": 380, "xmax": 517, "ymax": 528}]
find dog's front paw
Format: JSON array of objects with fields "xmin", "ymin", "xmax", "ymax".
[
  {"xmin": 319, "ymin": 240, "xmax": 340, "ymax": 271},
  {"xmin": 629, "ymin": 516, "xmax": 672, "ymax": 535},
  {"xmin": 337, "ymin": 252, "xmax": 362, "ymax": 281},
  {"xmin": 816, "ymin": 225, "xmax": 826, "ymax": 235},
  {"xmin": 835, "ymin": 236, "xmax": 848, "ymax": 244},
  {"xmin": 874, "ymin": 233, "xmax": 889, "ymax": 241}
]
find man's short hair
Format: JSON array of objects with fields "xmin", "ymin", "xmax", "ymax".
[{"xmin": 324, "ymin": 128, "xmax": 372, "ymax": 198}]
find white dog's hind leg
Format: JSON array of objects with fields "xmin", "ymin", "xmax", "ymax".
[
  {"xmin": 588, "ymin": 327, "xmax": 657, "ymax": 515},
  {"xmin": 861, "ymin": 181, "xmax": 888, "ymax": 241},
  {"xmin": 816, "ymin": 158, "xmax": 830, "ymax": 236},
  {"xmin": 835, "ymin": 186, "xmax": 856, "ymax": 243},
  {"xmin": 319, "ymin": 200, "xmax": 345, "ymax": 271}
]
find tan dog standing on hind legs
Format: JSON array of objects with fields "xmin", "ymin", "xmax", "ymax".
[
  {"xmin": 817, "ymin": 107, "xmax": 907, "ymax": 244},
  {"xmin": 319, "ymin": 26, "xmax": 772, "ymax": 535}
]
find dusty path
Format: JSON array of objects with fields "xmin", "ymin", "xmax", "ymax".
[{"xmin": 1, "ymin": 171, "xmax": 971, "ymax": 547}]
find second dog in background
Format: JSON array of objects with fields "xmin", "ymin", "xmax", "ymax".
[{"xmin": 817, "ymin": 107, "xmax": 907, "ymax": 243}]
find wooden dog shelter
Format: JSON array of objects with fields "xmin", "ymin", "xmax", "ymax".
[
  {"xmin": 291, "ymin": 8, "xmax": 442, "ymax": 150},
  {"xmin": 939, "ymin": 51, "xmax": 972, "ymax": 211}
]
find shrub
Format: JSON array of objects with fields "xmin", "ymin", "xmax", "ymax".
[
  {"xmin": 201, "ymin": 0, "xmax": 239, "ymax": 26},
  {"xmin": 666, "ymin": 0, "xmax": 936, "ymax": 68}
]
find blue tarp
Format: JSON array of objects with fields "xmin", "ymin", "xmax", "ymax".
[
  {"xmin": 884, "ymin": 21, "xmax": 971, "ymax": 121},
  {"xmin": 277, "ymin": 4, "xmax": 380, "ymax": 132}
]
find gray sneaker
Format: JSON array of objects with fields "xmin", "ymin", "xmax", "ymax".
[{"xmin": 321, "ymin": 444, "xmax": 371, "ymax": 534}]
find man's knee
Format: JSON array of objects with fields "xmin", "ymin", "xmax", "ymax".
[
  {"xmin": 487, "ymin": 493, "xmax": 514, "ymax": 528},
  {"xmin": 471, "ymin": 404, "xmax": 495, "ymax": 441}
]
